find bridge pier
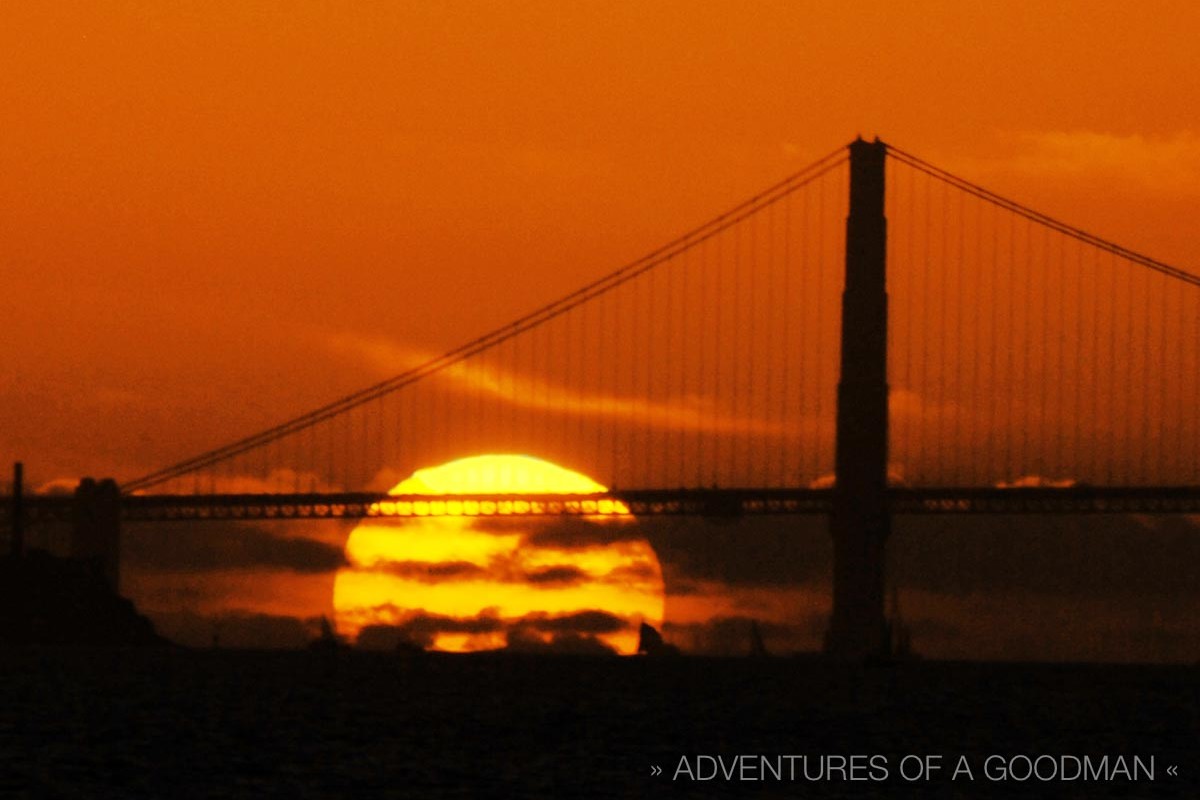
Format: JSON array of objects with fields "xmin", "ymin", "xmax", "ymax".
[
  {"xmin": 71, "ymin": 478, "xmax": 121, "ymax": 592},
  {"xmin": 824, "ymin": 138, "xmax": 891, "ymax": 660}
]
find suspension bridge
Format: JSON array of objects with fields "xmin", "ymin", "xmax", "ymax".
[{"xmin": 4, "ymin": 138, "xmax": 1199, "ymax": 658}]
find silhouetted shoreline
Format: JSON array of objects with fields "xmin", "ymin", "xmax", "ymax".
[{"xmin": 0, "ymin": 551, "xmax": 165, "ymax": 646}]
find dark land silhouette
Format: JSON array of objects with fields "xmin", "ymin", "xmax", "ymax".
[{"xmin": 0, "ymin": 550, "xmax": 164, "ymax": 646}]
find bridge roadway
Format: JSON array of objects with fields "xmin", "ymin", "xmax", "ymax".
[{"xmin": 6, "ymin": 486, "xmax": 1200, "ymax": 524}]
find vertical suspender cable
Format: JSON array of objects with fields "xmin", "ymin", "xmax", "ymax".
[
  {"xmin": 1125, "ymin": 254, "xmax": 1135, "ymax": 482},
  {"xmin": 1142, "ymin": 262, "xmax": 1153, "ymax": 483},
  {"xmin": 731, "ymin": 217, "xmax": 742, "ymax": 483},
  {"xmin": 1074, "ymin": 242, "xmax": 1085, "ymax": 478},
  {"xmin": 815, "ymin": 169, "xmax": 827, "ymax": 478},
  {"xmin": 953, "ymin": 187, "xmax": 966, "ymax": 484}
]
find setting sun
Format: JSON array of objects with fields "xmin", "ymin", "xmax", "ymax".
[{"xmin": 332, "ymin": 455, "xmax": 664, "ymax": 654}]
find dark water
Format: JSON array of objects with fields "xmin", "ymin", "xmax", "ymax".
[{"xmin": 0, "ymin": 649, "xmax": 1195, "ymax": 798}]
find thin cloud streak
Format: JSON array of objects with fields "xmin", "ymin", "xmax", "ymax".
[
  {"xmin": 948, "ymin": 130, "xmax": 1200, "ymax": 196},
  {"xmin": 1010, "ymin": 130, "xmax": 1200, "ymax": 194},
  {"xmin": 327, "ymin": 333, "xmax": 798, "ymax": 438}
]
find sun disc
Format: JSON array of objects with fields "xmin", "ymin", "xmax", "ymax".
[{"xmin": 333, "ymin": 454, "xmax": 664, "ymax": 654}]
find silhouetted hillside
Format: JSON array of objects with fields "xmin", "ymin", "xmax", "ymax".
[{"xmin": 0, "ymin": 551, "xmax": 165, "ymax": 645}]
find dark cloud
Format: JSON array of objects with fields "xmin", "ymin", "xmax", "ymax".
[
  {"xmin": 361, "ymin": 607, "xmax": 505, "ymax": 648},
  {"xmin": 520, "ymin": 517, "xmax": 647, "ymax": 550},
  {"xmin": 355, "ymin": 623, "xmax": 430, "ymax": 651},
  {"xmin": 647, "ymin": 516, "xmax": 831, "ymax": 590},
  {"xmin": 663, "ymin": 614, "xmax": 825, "ymax": 656},
  {"xmin": 660, "ymin": 577, "xmax": 710, "ymax": 596},
  {"xmin": 152, "ymin": 609, "xmax": 321, "ymax": 649},
  {"xmin": 643, "ymin": 513, "xmax": 1200, "ymax": 603},
  {"xmin": 379, "ymin": 560, "xmax": 488, "ymax": 582},
  {"xmin": 504, "ymin": 629, "xmax": 617, "ymax": 656},
  {"xmin": 354, "ymin": 555, "xmax": 595, "ymax": 588},
  {"xmin": 603, "ymin": 562, "xmax": 660, "ymax": 584},
  {"xmin": 123, "ymin": 579, "xmax": 211, "ymax": 607},
  {"xmin": 524, "ymin": 564, "xmax": 589, "ymax": 586},
  {"xmin": 904, "ymin": 615, "xmax": 963, "ymax": 644},
  {"xmin": 890, "ymin": 514, "xmax": 1200, "ymax": 598},
  {"xmin": 350, "ymin": 608, "xmax": 631, "ymax": 650},
  {"xmin": 465, "ymin": 517, "xmax": 545, "ymax": 534},
  {"xmin": 469, "ymin": 514, "xmax": 648, "ymax": 551},
  {"xmin": 519, "ymin": 609, "xmax": 629, "ymax": 635},
  {"xmin": 124, "ymin": 524, "xmax": 346, "ymax": 574}
]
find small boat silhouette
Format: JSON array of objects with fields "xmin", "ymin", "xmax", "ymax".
[
  {"xmin": 749, "ymin": 619, "xmax": 769, "ymax": 658},
  {"xmin": 307, "ymin": 615, "xmax": 348, "ymax": 653},
  {"xmin": 636, "ymin": 621, "xmax": 680, "ymax": 657},
  {"xmin": 866, "ymin": 588, "xmax": 920, "ymax": 664}
]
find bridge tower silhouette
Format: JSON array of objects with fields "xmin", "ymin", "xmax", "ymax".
[{"xmin": 828, "ymin": 138, "xmax": 890, "ymax": 659}]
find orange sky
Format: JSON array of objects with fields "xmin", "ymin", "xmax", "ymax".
[
  {"xmin": 4, "ymin": 2, "xmax": 1200, "ymax": 659},
  {"xmin": 3, "ymin": 1, "xmax": 1199, "ymax": 484}
]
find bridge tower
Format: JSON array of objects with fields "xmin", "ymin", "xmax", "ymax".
[
  {"xmin": 71, "ymin": 478, "xmax": 121, "ymax": 591},
  {"xmin": 825, "ymin": 138, "xmax": 891, "ymax": 659}
]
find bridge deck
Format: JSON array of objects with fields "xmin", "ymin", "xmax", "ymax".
[{"xmin": 4, "ymin": 486, "xmax": 1200, "ymax": 523}]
